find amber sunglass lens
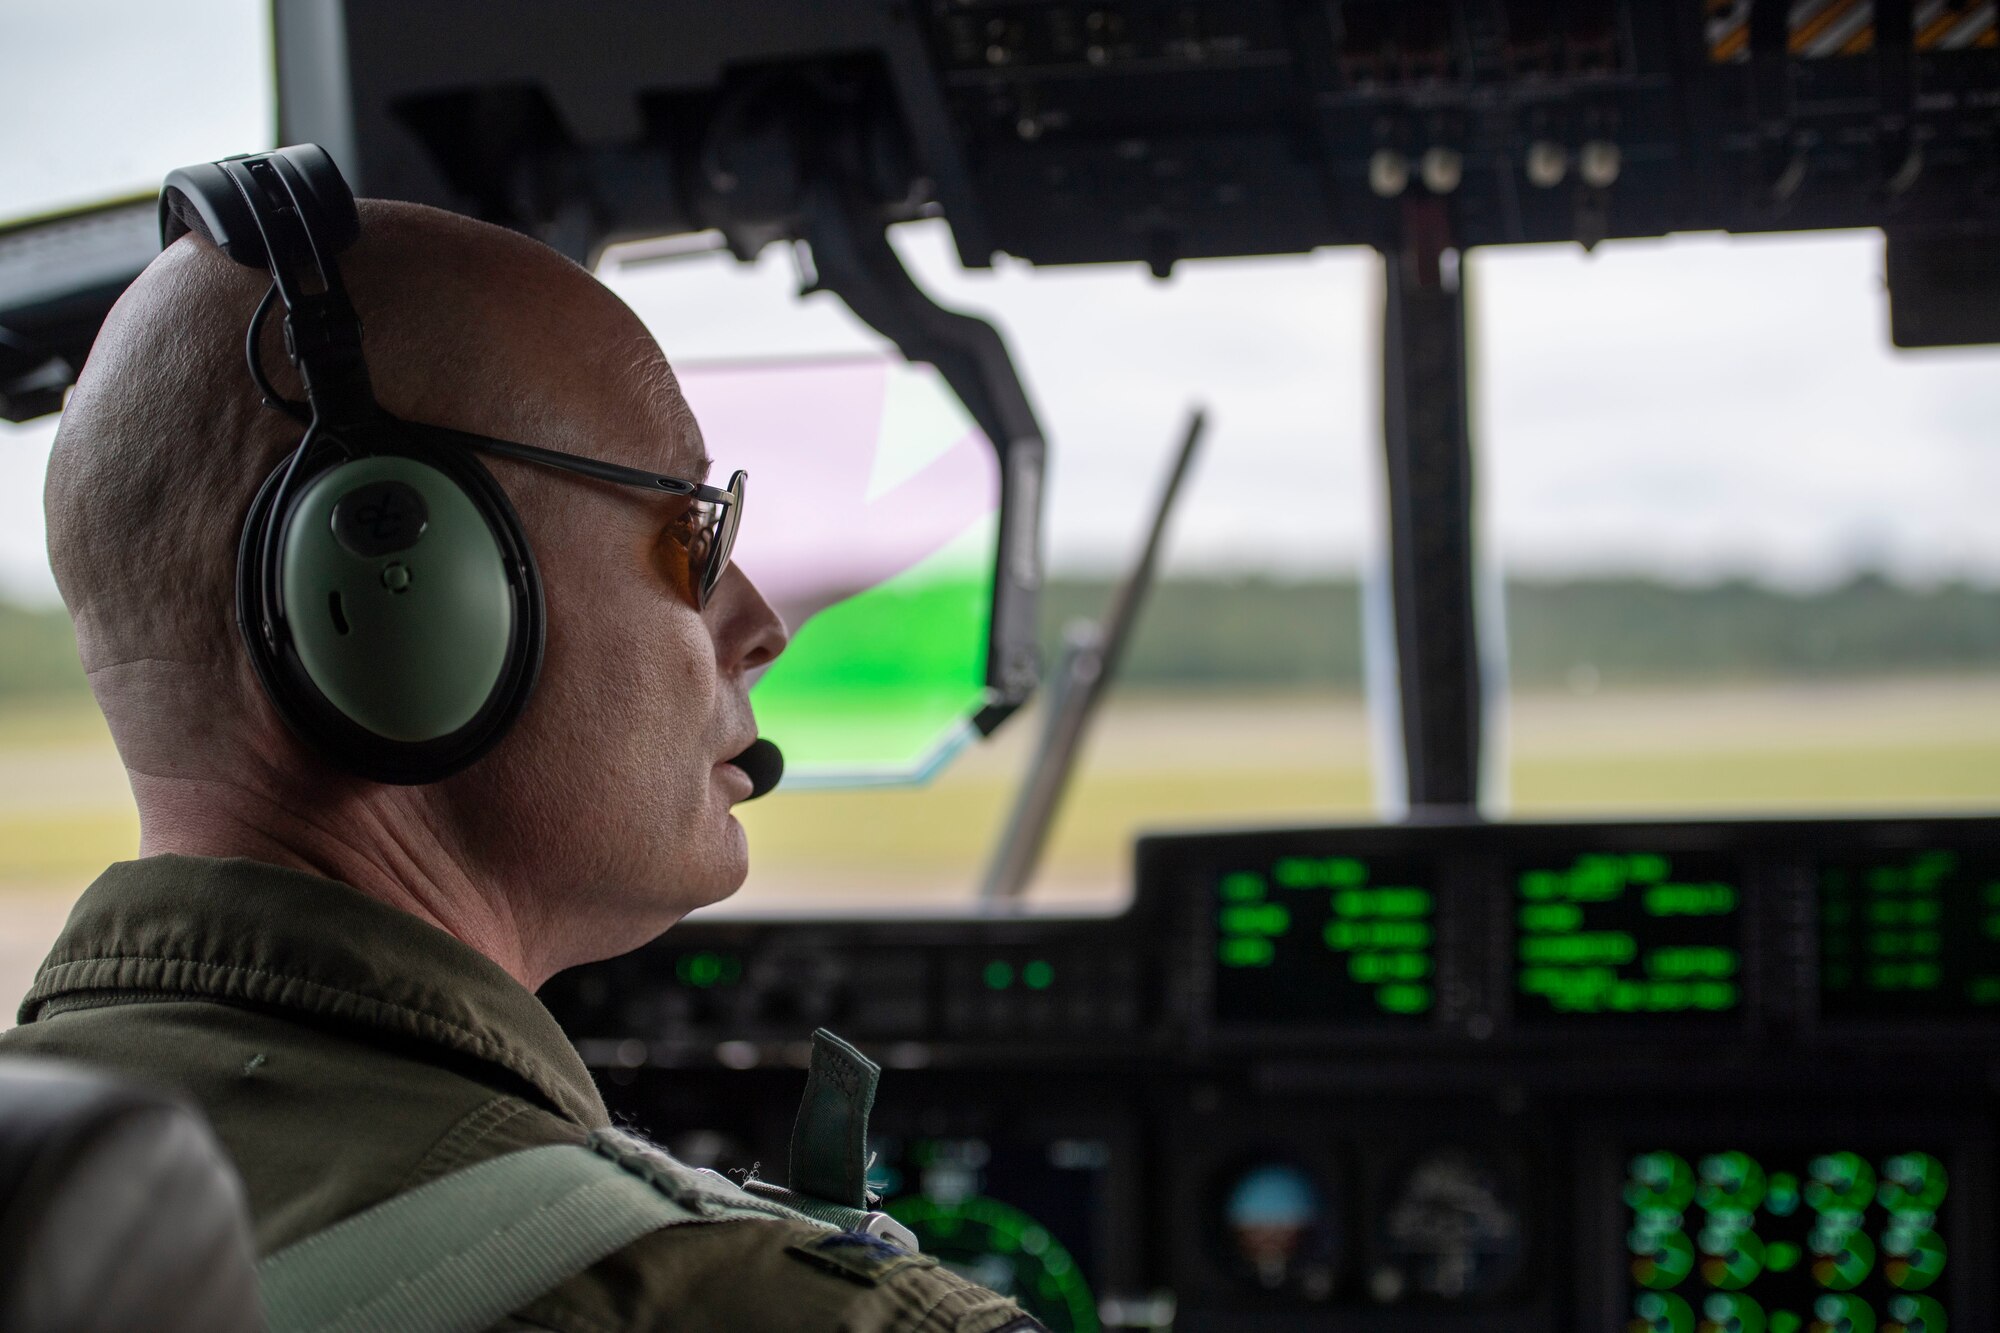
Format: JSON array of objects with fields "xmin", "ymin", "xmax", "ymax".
[
  {"xmin": 698, "ymin": 473, "xmax": 745, "ymax": 607},
  {"xmin": 653, "ymin": 516, "xmax": 696, "ymax": 606},
  {"xmin": 683, "ymin": 501, "xmax": 717, "ymax": 569},
  {"xmin": 690, "ymin": 506, "xmax": 726, "ymax": 606}
]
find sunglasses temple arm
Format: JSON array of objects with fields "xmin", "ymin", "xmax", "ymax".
[{"xmin": 418, "ymin": 425, "xmax": 700, "ymax": 495}]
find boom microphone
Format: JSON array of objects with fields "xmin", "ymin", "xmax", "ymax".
[{"xmin": 729, "ymin": 738, "xmax": 784, "ymax": 800}]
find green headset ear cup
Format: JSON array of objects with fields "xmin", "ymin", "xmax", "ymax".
[
  {"xmin": 238, "ymin": 435, "xmax": 544, "ymax": 784},
  {"xmin": 281, "ymin": 455, "xmax": 512, "ymax": 742}
]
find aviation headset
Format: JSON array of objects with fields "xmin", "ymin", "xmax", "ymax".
[{"xmin": 160, "ymin": 146, "xmax": 545, "ymax": 785}]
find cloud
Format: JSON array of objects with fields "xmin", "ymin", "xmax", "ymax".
[
  {"xmin": 0, "ymin": 0, "xmax": 271, "ymax": 224},
  {"xmin": 1475, "ymin": 231, "xmax": 2000, "ymax": 586}
]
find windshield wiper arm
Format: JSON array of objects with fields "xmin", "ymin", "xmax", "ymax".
[{"xmin": 979, "ymin": 406, "xmax": 1208, "ymax": 906}]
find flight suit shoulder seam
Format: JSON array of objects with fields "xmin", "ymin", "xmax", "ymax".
[
  {"xmin": 401, "ymin": 1094, "xmax": 548, "ymax": 1188},
  {"xmin": 28, "ymin": 953, "xmax": 526, "ymax": 1071}
]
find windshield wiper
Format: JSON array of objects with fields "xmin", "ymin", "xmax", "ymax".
[{"xmin": 979, "ymin": 406, "xmax": 1207, "ymax": 906}]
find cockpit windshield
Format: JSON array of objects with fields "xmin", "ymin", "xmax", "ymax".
[
  {"xmin": 0, "ymin": 1, "xmax": 272, "ymax": 228},
  {"xmin": 682, "ymin": 353, "xmax": 1001, "ymax": 786},
  {"xmin": 10, "ymin": 10, "xmax": 2000, "ymax": 1331}
]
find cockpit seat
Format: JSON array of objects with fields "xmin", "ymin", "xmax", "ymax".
[{"xmin": 0, "ymin": 1058, "xmax": 260, "ymax": 1333}]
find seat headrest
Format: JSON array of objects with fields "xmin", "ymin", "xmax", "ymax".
[{"xmin": 0, "ymin": 1058, "xmax": 260, "ymax": 1333}]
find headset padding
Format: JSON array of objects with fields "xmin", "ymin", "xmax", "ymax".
[
  {"xmin": 160, "ymin": 146, "xmax": 360, "ymax": 265},
  {"xmin": 159, "ymin": 163, "xmax": 257, "ymax": 262},
  {"xmin": 237, "ymin": 433, "xmax": 545, "ymax": 785}
]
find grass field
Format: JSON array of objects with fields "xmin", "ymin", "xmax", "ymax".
[
  {"xmin": 3, "ymin": 677, "xmax": 2000, "ymax": 1010},
  {"xmin": 737, "ymin": 675, "xmax": 2000, "ymax": 903}
]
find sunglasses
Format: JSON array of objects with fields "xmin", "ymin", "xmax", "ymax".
[{"xmin": 404, "ymin": 420, "xmax": 745, "ymax": 610}]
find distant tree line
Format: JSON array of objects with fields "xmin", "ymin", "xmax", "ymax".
[
  {"xmin": 1502, "ymin": 576, "xmax": 2000, "ymax": 688},
  {"xmin": 0, "ymin": 602, "xmax": 90, "ymax": 700},
  {"xmin": 1044, "ymin": 574, "xmax": 2000, "ymax": 691},
  {"xmin": 3, "ymin": 574, "xmax": 1999, "ymax": 701}
]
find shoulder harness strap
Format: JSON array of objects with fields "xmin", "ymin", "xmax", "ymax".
[{"xmin": 258, "ymin": 1129, "xmax": 828, "ymax": 1333}]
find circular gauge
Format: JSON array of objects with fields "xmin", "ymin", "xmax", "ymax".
[
  {"xmin": 1700, "ymin": 1291, "xmax": 1768, "ymax": 1333},
  {"xmin": 1632, "ymin": 1226, "xmax": 1696, "ymax": 1291},
  {"xmin": 1767, "ymin": 1172, "xmax": 1803, "ymax": 1218},
  {"xmin": 888, "ymin": 1195, "xmax": 1099, "ymax": 1333},
  {"xmin": 1886, "ymin": 1293, "xmax": 1947, "ymax": 1333},
  {"xmin": 1879, "ymin": 1154, "xmax": 1949, "ymax": 1217},
  {"xmin": 1699, "ymin": 1152, "xmax": 1769, "ymax": 1214},
  {"xmin": 1215, "ymin": 1161, "xmax": 1343, "ymax": 1300},
  {"xmin": 1378, "ymin": 1149, "xmax": 1527, "ymax": 1302},
  {"xmin": 1632, "ymin": 1291, "xmax": 1696, "ymax": 1333},
  {"xmin": 1806, "ymin": 1153, "xmax": 1876, "ymax": 1215},
  {"xmin": 1883, "ymin": 1224, "xmax": 1946, "ymax": 1293},
  {"xmin": 1628, "ymin": 1152, "xmax": 1696, "ymax": 1215},
  {"xmin": 1812, "ymin": 1292, "xmax": 1877, "ymax": 1333},
  {"xmin": 1698, "ymin": 1224, "xmax": 1766, "ymax": 1291},
  {"xmin": 1809, "ymin": 1220, "xmax": 1875, "ymax": 1291}
]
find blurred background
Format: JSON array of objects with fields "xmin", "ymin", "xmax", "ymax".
[{"xmin": 4, "ymin": 1, "xmax": 2000, "ymax": 1013}]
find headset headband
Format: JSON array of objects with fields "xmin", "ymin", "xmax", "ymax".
[
  {"xmin": 160, "ymin": 145, "xmax": 359, "ymax": 266},
  {"xmin": 161, "ymin": 146, "xmax": 375, "ymax": 428}
]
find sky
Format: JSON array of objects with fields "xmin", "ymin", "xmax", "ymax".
[{"xmin": 4, "ymin": 2, "xmax": 1998, "ymax": 607}]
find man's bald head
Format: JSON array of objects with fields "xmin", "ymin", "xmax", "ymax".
[
  {"xmin": 46, "ymin": 199, "xmax": 786, "ymax": 985},
  {"xmin": 49, "ymin": 200, "xmax": 696, "ymax": 684}
]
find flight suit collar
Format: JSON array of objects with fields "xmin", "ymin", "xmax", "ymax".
[{"xmin": 17, "ymin": 854, "xmax": 609, "ymax": 1129}]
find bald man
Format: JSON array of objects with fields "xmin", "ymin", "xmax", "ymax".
[{"xmin": 0, "ymin": 201, "xmax": 1034, "ymax": 1331}]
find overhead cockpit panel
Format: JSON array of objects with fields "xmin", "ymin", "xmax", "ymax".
[
  {"xmin": 12, "ymin": 0, "xmax": 2000, "ymax": 422},
  {"xmin": 280, "ymin": 1, "xmax": 2000, "ymax": 280}
]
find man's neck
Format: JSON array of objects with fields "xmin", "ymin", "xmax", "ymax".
[{"xmin": 130, "ymin": 771, "xmax": 542, "ymax": 988}]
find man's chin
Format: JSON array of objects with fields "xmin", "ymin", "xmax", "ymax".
[
  {"xmin": 607, "ymin": 809, "xmax": 750, "ymax": 950},
  {"xmin": 621, "ymin": 870, "xmax": 744, "ymax": 958},
  {"xmin": 720, "ymin": 807, "xmax": 749, "ymax": 872},
  {"xmin": 695, "ymin": 866, "xmax": 747, "ymax": 912},
  {"xmin": 688, "ymin": 815, "xmax": 750, "ymax": 911}
]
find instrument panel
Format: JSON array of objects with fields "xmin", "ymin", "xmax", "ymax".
[{"xmin": 544, "ymin": 815, "xmax": 2000, "ymax": 1330}]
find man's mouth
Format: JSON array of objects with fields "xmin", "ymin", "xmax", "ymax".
[{"xmin": 715, "ymin": 755, "xmax": 756, "ymax": 802}]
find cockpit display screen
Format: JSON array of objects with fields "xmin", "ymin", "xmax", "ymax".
[
  {"xmin": 1622, "ymin": 1147, "xmax": 1953, "ymax": 1332},
  {"xmin": 1513, "ymin": 851, "xmax": 1744, "ymax": 1022},
  {"xmin": 1820, "ymin": 849, "xmax": 2000, "ymax": 1020},
  {"xmin": 1213, "ymin": 854, "xmax": 1436, "ymax": 1026},
  {"xmin": 880, "ymin": 1134, "xmax": 1107, "ymax": 1333}
]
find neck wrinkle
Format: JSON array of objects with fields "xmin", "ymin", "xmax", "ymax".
[
  {"xmin": 130, "ymin": 768, "xmax": 540, "ymax": 991},
  {"xmin": 92, "ymin": 656, "xmax": 546, "ymax": 992}
]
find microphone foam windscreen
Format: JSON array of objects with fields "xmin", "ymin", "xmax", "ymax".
[{"xmin": 730, "ymin": 738, "xmax": 784, "ymax": 800}]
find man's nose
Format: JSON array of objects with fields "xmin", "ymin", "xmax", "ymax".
[{"xmin": 706, "ymin": 563, "xmax": 788, "ymax": 674}]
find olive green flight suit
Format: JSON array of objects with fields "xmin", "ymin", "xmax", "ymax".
[{"xmin": 0, "ymin": 856, "xmax": 1037, "ymax": 1332}]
